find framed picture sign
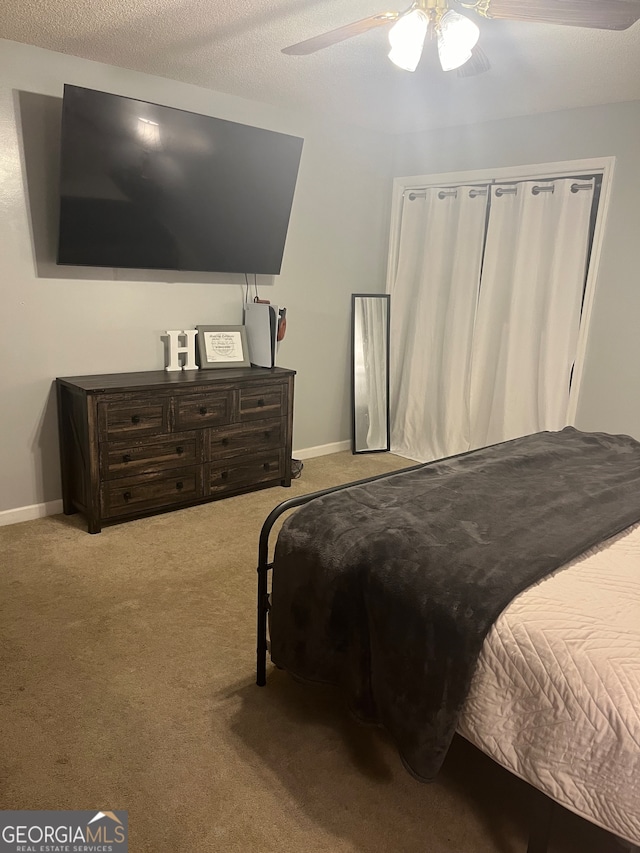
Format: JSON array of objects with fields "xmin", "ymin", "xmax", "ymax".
[{"xmin": 196, "ymin": 325, "xmax": 251, "ymax": 369}]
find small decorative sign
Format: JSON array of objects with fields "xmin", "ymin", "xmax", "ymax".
[
  {"xmin": 196, "ymin": 325, "xmax": 250, "ymax": 369},
  {"xmin": 163, "ymin": 329, "xmax": 199, "ymax": 372}
]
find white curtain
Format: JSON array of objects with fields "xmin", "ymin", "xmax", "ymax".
[
  {"xmin": 469, "ymin": 178, "xmax": 595, "ymax": 448},
  {"xmin": 388, "ymin": 186, "xmax": 488, "ymax": 461}
]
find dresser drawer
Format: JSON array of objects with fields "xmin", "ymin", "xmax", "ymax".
[
  {"xmin": 102, "ymin": 466, "xmax": 203, "ymax": 517},
  {"xmin": 102, "ymin": 431, "xmax": 201, "ymax": 479},
  {"xmin": 99, "ymin": 399, "xmax": 170, "ymax": 439},
  {"xmin": 238, "ymin": 385, "xmax": 286, "ymax": 421},
  {"xmin": 175, "ymin": 391, "xmax": 233, "ymax": 430},
  {"xmin": 209, "ymin": 418, "xmax": 283, "ymax": 460},
  {"xmin": 207, "ymin": 451, "xmax": 284, "ymax": 495}
]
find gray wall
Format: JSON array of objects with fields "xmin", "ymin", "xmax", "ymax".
[
  {"xmin": 3, "ymin": 34, "xmax": 639, "ymax": 520},
  {"xmin": 0, "ymin": 40, "xmax": 393, "ymax": 516},
  {"xmin": 392, "ymin": 100, "xmax": 640, "ymax": 442}
]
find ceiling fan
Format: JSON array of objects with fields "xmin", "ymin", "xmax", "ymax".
[{"xmin": 282, "ymin": 0, "xmax": 640, "ymax": 75}]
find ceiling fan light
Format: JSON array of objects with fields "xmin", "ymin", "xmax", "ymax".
[
  {"xmin": 437, "ymin": 10, "xmax": 480, "ymax": 72},
  {"xmin": 388, "ymin": 9, "xmax": 429, "ymax": 72}
]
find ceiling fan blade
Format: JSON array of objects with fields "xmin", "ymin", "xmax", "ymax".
[
  {"xmin": 282, "ymin": 12, "xmax": 401, "ymax": 55},
  {"xmin": 469, "ymin": 0, "xmax": 640, "ymax": 30},
  {"xmin": 456, "ymin": 45, "xmax": 491, "ymax": 76}
]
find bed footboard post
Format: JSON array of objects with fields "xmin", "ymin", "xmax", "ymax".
[
  {"xmin": 256, "ymin": 560, "xmax": 270, "ymax": 687},
  {"xmin": 526, "ymin": 789, "xmax": 554, "ymax": 853}
]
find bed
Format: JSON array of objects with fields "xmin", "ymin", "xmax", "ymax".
[{"xmin": 255, "ymin": 427, "xmax": 640, "ymax": 851}]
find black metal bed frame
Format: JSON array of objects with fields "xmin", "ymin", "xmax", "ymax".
[
  {"xmin": 255, "ymin": 463, "xmax": 426, "ymax": 687},
  {"xmin": 253, "ymin": 465, "xmax": 585, "ymax": 853}
]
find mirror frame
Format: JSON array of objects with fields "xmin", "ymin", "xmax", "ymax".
[{"xmin": 351, "ymin": 293, "xmax": 391, "ymax": 454}]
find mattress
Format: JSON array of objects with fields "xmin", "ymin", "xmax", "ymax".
[{"xmin": 458, "ymin": 522, "xmax": 640, "ymax": 846}]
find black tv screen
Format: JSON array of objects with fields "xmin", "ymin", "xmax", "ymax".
[{"xmin": 56, "ymin": 85, "xmax": 304, "ymax": 274}]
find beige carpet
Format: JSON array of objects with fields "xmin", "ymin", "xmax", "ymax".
[{"xmin": 0, "ymin": 452, "xmax": 623, "ymax": 852}]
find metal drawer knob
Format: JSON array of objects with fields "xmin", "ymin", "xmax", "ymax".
[
  {"xmin": 199, "ymin": 407, "xmax": 207, "ymax": 415},
  {"xmin": 222, "ymin": 438, "xmax": 229, "ymax": 446},
  {"xmin": 176, "ymin": 446, "xmax": 184, "ymax": 455},
  {"xmin": 263, "ymin": 463, "xmax": 270, "ymax": 471},
  {"xmin": 264, "ymin": 431, "xmax": 271, "ymax": 439},
  {"xmin": 176, "ymin": 481, "xmax": 184, "ymax": 490},
  {"xmin": 257, "ymin": 399, "xmax": 265, "ymax": 407},
  {"xmin": 131, "ymin": 415, "xmax": 140, "ymax": 424},
  {"xmin": 221, "ymin": 471, "xmax": 228, "ymax": 480},
  {"xmin": 122, "ymin": 454, "xmax": 131, "ymax": 463},
  {"xmin": 123, "ymin": 491, "xmax": 132, "ymax": 502}
]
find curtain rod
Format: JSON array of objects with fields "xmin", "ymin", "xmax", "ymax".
[
  {"xmin": 407, "ymin": 188, "xmax": 487, "ymax": 200},
  {"xmin": 406, "ymin": 180, "xmax": 594, "ymax": 201}
]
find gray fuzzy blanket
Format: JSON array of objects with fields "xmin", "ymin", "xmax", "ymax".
[{"xmin": 269, "ymin": 428, "xmax": 640, "ymax": 781}]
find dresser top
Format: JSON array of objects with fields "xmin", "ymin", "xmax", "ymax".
[{"xmin": 57, "ymin": 366, "xmax": 295, "ymax": 393}]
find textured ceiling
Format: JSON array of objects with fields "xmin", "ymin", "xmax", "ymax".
[{"xmin": 2, "ymin": 0, "xmax": 640, "ymax": 133}]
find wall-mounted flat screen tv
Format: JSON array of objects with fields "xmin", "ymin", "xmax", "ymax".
[{"xmin": 56, "ymin": 85, "xmax": 304, "ymax": 274}]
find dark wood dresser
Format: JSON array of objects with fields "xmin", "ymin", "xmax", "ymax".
[{"xmin": 56, "ymin": 367, "xmax": 295, "ymax": 533}]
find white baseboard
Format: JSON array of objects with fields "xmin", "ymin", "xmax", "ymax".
[
  {"xmin": 0, "ymin": 500, "xmax": 64, "ymax": 528},
  {"xmin": 293, "ymin": 440, "xmax": 351, "ymax": 460},
  {"xmin": 1, "ymin": 444, "xmax": 352, "ymax": 527}
]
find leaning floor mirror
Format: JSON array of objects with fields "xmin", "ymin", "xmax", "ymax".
[{"xmin": 351, "ymin": 293, "xmax": 390, "ymax": 454}]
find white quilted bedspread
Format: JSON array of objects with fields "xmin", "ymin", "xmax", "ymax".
[{"xmin": 458, "ymin": 522, "xmax": 640, "ymax": 845}]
